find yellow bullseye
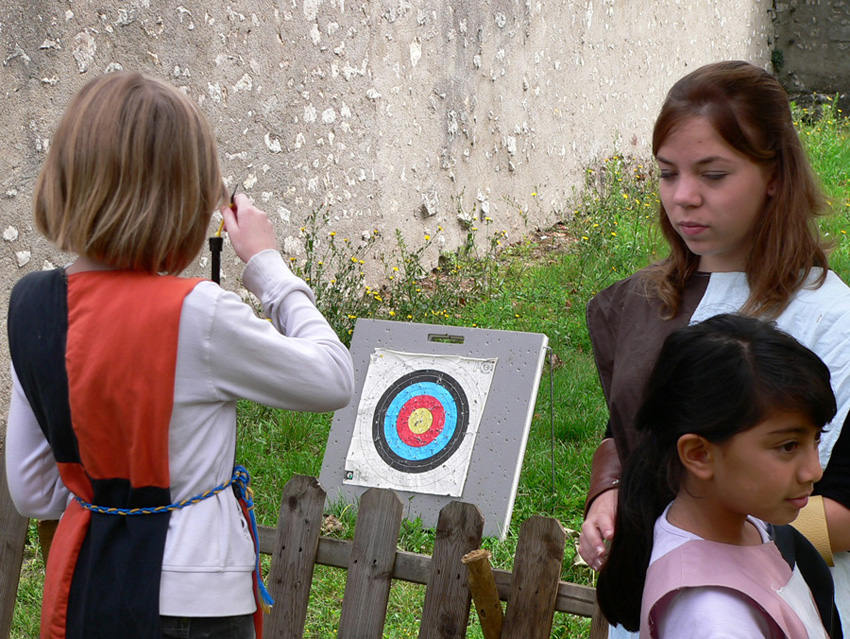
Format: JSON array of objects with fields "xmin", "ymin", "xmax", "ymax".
[{"xmin": 408, "ymin": 407, "xmax": 433, "ymax": 434}]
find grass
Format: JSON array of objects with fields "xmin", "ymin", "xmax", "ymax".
[{"xmin": 11, "ymin": 100, "xmax": 850, "ymax": 638}]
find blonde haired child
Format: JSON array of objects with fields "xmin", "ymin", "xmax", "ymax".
[{"xmin": 5, "ymin": 71, "xmax": 354, "ymax": 639}]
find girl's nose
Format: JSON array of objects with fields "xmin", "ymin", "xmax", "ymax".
[
  {"xmin": 672, "ymin": 175, "xmax": 702, "ymax": 208},
  {"xmin": 800, "ymin": 444, "xmax": 824, "ymax": 484}
]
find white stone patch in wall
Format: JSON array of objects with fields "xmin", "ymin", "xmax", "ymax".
[
  {"xmin": 41, "ymin": 76, "xmax": 59, "ymax": 85},
  {"xmin": 105, "ymin": 62, "xmax": 123, "ymax": 73},
  {"xmin": 15, "ymin": 251, "xmax": 31, "ymax": 268},
  {"xmin": 308, "ymin": 177, "xmax": 320, "ymax": 192},
  {"xmin": 342, "ymin": 60, "xmax": 367, "ymax": 80},
  {"xmin": 278, "ymin": 207, "xmax": 292, "ymax": 223},
  {"xmin": 495, "ymin": 12, "xmax": 507, "ymax": 28},
  {"xmin": 243, "ymin": 174, "xmax": 258, "ymax": 189},
  {"xmin": 322, "ymin": 108, "xmax": 336, "ymax": 124},
  {"xmin": 410, "ymin": 38, "xmax": 422, "ymax": 67},
  {"xmin": 311, "ymin": 23, "xmax": 321, "ymax": 45},
  {"xmin": 66, "ymin": 10, "xmax": 74, "ymax": 21},
  {"xmin": 226, "ymin": 150, "xmax": 248, "ymax": 160},
  {"xmin": 473, "ymin": 55, "xmax": 481, "ymax": 69},
  {"xmin": 304, "ymin": 0, "xmax": 321, "ymax": 21},
  {"xmin": 295, "ymin": 132, "xmax": 306, "ymax": 149},
  {"xmin": 4, "ymin": 188, "xmax": 17, "ymax": 199},
  {"xmin": 333, "ymin": 41, "xmax": 345, "ymax": 56},
  {"xmin": 505, "ymin": 136, "xmax": 517, "ymax": 155},
  {"xmin": 199, "ymin": 256, "xmax": 209, "ymax": 268},
  {"xmin": 208, "ymin": 82, "xmax": 223, "ymax": 103},
  {"xmin": 264, "ymin": 133, "xmax": 282, "ymax": 153},
  {"xmin": 36, "ymin": 138, "xmax": 50, "ymax": 153},
  {"xmin": 73, "ymin": 30, "xmax": 97, "ymax": 73},
  {"xmin": 365, "ymin": 88, "xmax": 381, "ymax": 100},
  {"xmin": 3, "ymin": 227, "xmax": 18, "ymax": 242},
  {"xmin": 304, "ymin": 104, "xmax": 317, "ymax": 122},
  {"xmin": 40, "ymin": 39, "xmax": 61, "ymax": 50},
  {"xmin": 233, "ymin": 74, "xmax": 253, "ymax": 92},
  {"xmin": 261, "ymin": 192, "xmax": 273, "ymax": 202},
  {"xmin": 42, "ymin": 261, "xmax": 56, "ymax": 271},
  {"xmin": 328, "ymin": 21, "xmax": 340, "ymax": 35}
]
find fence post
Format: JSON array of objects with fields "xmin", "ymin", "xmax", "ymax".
[
  {"xmin": 337, "ymin": 488, "xmax": 403, "ymax": 639},
  {"xmin": 265, "ymin": 475, "xmax": 327, "ymax": 639},
  {"xmin": 419, "ymin": 501, "xmax": 484, "ymax": 639},
  {"xmin": 501, "ymin": 515, "xmax": 566, "ymax": 639},
  {"xmin": 0, "ymin": 453, "xmax": 28, "ymax": 638}
]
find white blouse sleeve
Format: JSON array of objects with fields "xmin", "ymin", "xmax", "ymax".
[
  {"xmin": 191, "ymin": 249, "xmax": 355, "ymax": 411},
  {"xmin": 5, "ymin": 364, "xmax": 70, "ymax": 519},
  {"xmin": 656, "ymin": 587, "xmax": 783, "ymax": 639}
]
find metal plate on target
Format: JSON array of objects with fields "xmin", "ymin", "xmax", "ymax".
[{"xmin": 320, "ymin": 319, "xmax": 548, "ymax": 539}]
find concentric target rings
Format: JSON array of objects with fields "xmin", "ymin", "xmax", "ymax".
[{"xmin": 372, "ymin": 369, "xmax": 470, "ymax": 473}]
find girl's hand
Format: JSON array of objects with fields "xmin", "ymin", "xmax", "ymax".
[
  {"xmin": 222, "ymin": 194, "xmax": 278, "ymax": 263},
  {"xmin": 578, "ymin": 488, "xmax": 618, "ymax": 571}
]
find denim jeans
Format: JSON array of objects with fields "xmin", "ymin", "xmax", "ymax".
[{"xmin": 160, "ymin": 614, "xmax": 255, "ymax": 639}]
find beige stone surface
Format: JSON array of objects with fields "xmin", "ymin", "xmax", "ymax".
[{"xmin": 0, "ymin": 1, "xmax": 773, "ymax": 426}]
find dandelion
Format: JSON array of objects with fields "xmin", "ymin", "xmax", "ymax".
[
  {"xmin": 393, "ymin": 267, "xmax": 399, "ymax": 272},
  {"xmin": 351, "ymin": 257, "xmax": 358, "ymax": 263},
  {"xmin": 330, "ymin": 279, "xmax": 336, "ymax": 284},
  {"xmin": 582, "ymin": 236, "xmax": 589, "ymax": 241},
  {"xmin": 407, "ymin": 314, "xmax": 412, "ymax": 320},
  {"xmin": 531, "ymin": 192, "xmax": 537, "ymax": 197},
  {"xmin": 347, "ymin": 314, "xmax": 357, "ymax": 319},
  {"xmin": 424, "ymin": 234, "xmax": 431, "ymax": 241},
  {"xmin": 389, "ymin": 311, "xmax": 395, "ymax": 317},
  {"xmin": 622, "ymin": 193, "xmax": 629, "ymax": 199},
  {"xmin": 344, "ymin": 238, "xmax": 350, "ymax": 242},
  {"xmin": 289, "ymin": 256, "xmax": 296, "ymax": 262},
  {"xmin": 359, "ymin": 259, "xmax": 365, "ymax": 265},
  {"xmin": 318, "ymin": 260, "xmax": 323, "ymax": 265},
  {"xmin": 592, "ymin": 223, "xmax": 599, "ymax": 228},
  {"xmin": 611, "ymin": 232, "xmax": 617, "ymax": 237},
  {"xmin": 329, "ymin": 231, "xmax": 336, "ymax": 236}
]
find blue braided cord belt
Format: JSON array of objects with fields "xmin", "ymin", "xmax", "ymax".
[{"xmin": 73, "ymin": 464, "xmax": 274, "ymax": 612}]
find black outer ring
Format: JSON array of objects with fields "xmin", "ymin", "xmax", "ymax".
[{"xmin": 371, "ymin": 369, "xmax": 469, "ymax": 473}]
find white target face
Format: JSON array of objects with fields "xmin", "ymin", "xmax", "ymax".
[{"xmin": 344, "ymin": 349, "xmax": 497, "ymax": 496}]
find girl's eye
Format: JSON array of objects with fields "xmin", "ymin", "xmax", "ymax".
[
  {"xmin": 778, "ymin": 441, "xmax": 799, "ymax": 454},
  {"xmin": 659, "ymin": 171, "xmax": 676, "ymax": 180},
  {"xmin": 703, "ymin": 173, "xmax": 728, "ymax": 181}
]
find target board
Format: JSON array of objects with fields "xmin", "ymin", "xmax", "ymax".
[
  {"xmin": 344, "ymin": 349, "xmax": 497, "ymax": 496},
  {"xmin": 320, "ymin": 319, "xmax": 548, "ymax": 539}
]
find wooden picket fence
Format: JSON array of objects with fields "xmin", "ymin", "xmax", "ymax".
[{"xmin": 0, "ymin": 470, "xmax": 608, "ymax": 638}]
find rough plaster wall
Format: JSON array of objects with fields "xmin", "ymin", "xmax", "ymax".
[
  {"xmin": 0, "ymin": 0, "xmax": 772, "ymax": 427},
  {"xmin": 774, "ymin": 0, "xmax": 850, "ymax": 94}
]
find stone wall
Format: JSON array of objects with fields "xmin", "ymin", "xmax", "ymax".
[
  {"xmin": 773, "ymin": 0, "xmax": 850, "ymax": 95},
  {"xmin": 0, "ymin": 0, "xmax": 773, "ymax": 421}
]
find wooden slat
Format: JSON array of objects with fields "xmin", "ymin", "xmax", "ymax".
[
  {"xmin": 258, "ymin": 526, "xmax": 597, "ymax": 617},
  {"xmin": 419, "ymin": 501, "xmax": 484, "ymax": 639},
  {"xmin": 0, "ymin": 455, "xmax": 28, "ymax": 639},
  {"xmin": 590, "ymin": 604, "xmax": 610, "ymax": 639},
  {"xmin": 337, "ymin": 488, "xmax": 403, "ymax": 639},
  {"xmin": 501, "ymin": 516, "xmax": 566, "ymax": 639},
  {"xmin": 265, "ymin": 475, "xmax": 327, "ymax": 639}
]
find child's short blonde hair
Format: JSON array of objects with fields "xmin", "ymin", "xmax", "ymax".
[{"xmin": 34, "ymin": 71, "xmax": 227, "ymax": 274}]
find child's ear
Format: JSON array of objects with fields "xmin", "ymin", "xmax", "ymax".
[{"xmin": 677, "ymin": 434, "xmax": 714, "ymax": 480}]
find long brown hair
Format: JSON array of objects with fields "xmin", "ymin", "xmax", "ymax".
[
  {"xmin": 647, "ymin": 61, "xmax": 829, "ymax": 318},
  {"xmin": 34, "ymin": 72, "xmax": 227, "ymax": 274}
]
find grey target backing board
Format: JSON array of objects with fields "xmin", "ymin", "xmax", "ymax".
[{"xmin": 319, "ymin": 318, "xmax": 548, "ymax": 539}]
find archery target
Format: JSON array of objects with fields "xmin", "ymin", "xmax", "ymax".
[
  {"xmin": 372, "ymin": 370, "xmax": 469, "ymax": 473},
  {"xmin": 344, "ymin": 349, "xmax": 497, "ymax": 496}
]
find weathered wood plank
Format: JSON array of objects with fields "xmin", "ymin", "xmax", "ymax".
[
  {"xmin": 590, "ymin": 603, "xmax": 610, "ymax": 639},
  {"xmin": 337, "ymin": 488, "xmax": 404, "ymax": 639},
  {"xmin": 258, "ymin": 526, "xmax": 597, "ymax": 617},
  {"xmin": 500, "ymin": 516, "xmax": 567, "ymax": 639},
  {"xmin": 419, "ymin": 501, "xmax": 484, "ymax": 639},
  {"xmin": 265, "ymin": 475, "xmax": 327, "ymax": 639},
  {"xmin": 0, "ymin": 456, "xmax": 28, "ymax": 639}
]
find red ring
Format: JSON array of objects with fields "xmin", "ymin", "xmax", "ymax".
[{"xmin": 397, "ymin": 395, "xmax": 445, "ymax": 446}]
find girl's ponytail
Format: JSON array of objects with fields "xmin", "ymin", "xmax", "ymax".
[{"xmin": 596, "ymin": 434, "xmax": 677, "ymax": 630}]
